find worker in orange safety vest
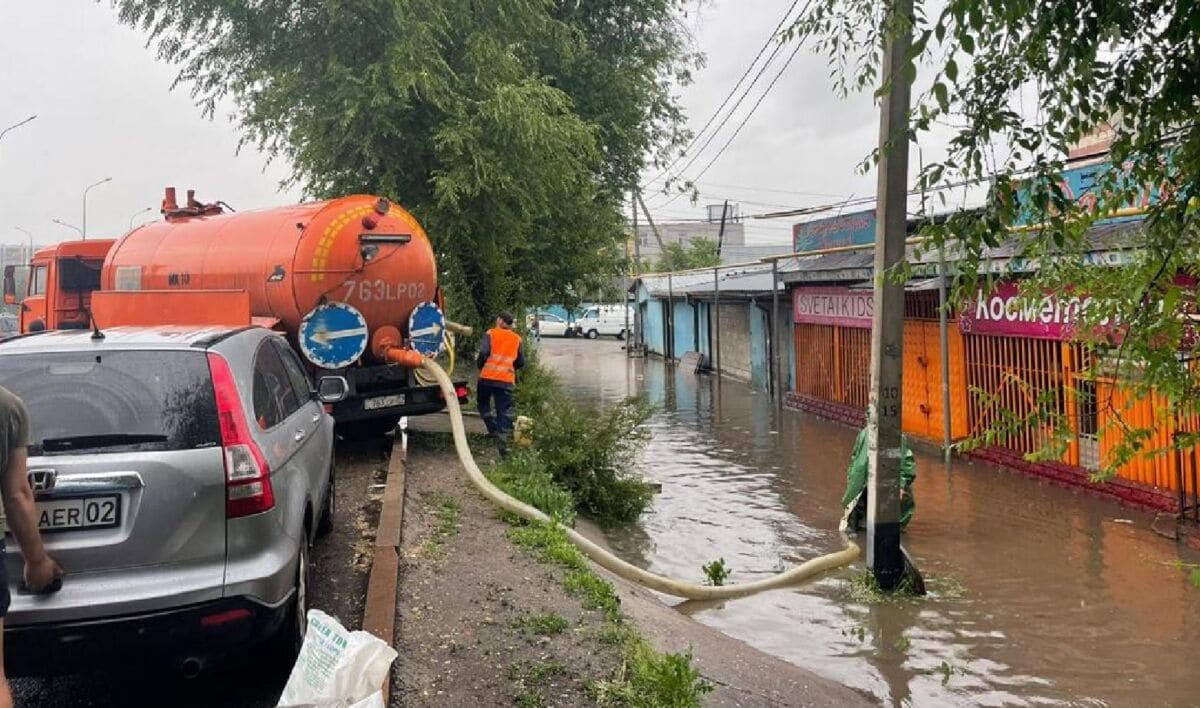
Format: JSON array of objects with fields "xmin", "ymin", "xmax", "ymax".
[{"xmin": 476, "ymin": 311, "xmax": 525, "ymax": 455}]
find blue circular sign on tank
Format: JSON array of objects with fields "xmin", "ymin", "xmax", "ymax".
[
  {"xmin": 299, "ymin": 302, "xmax": 370, "ymax": 369},
  {"xmin": 408, "ymin": 301, "xmax": 446, "ymax": 357}
]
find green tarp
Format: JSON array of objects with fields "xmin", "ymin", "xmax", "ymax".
[{"xmin": 840, "ymin": 426, "xmax": 916, "ymax": 530}]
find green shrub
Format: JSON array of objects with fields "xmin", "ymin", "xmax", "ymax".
[
  {"xmin": 589, "ymin": 643, "xmax": 713, "ymax": 707},
  {"xmin": 511, "ymin": 359, "xmax": 655, "ymax": 524},
  {"xmin": 701, "ymin": 558, "xmax": 730, "ymax": 586}
]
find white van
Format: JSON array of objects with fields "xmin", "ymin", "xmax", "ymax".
[{"xmin": 574, "ymin": 304, "xmax": 635, "ymax": 339}]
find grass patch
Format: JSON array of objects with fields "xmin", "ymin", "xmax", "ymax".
[
  {"xmin": 419, "ymin": 493, "xmax": 462, "ymax": 559},
  {"xmin": 506, "ymin": 519, "xmax": 710, "ymax": 706},
  {"xmin": 588, "ymin": 643, "xmax": 713, "ymax": 707},
  {"xmin": 507, "ymin": 524, "xmax": 589, "ymax": 572},
  {"xmin": 513, "ymin": 612, "xmax": 570, "ymax": 637},
  {"xmin": 564, "ymin": 569, "xmax": 622, "ymax": 616},
  {"xmin": 509, "ymin": 659, "xmax": 568, "ymax": 707},
  {"xmin": 488, "ymin": 450, "xmax": 577, "ymax": 525},
  {"xmin": 844, "ymin": 569, "xmax": 926, "ymax": 604}
]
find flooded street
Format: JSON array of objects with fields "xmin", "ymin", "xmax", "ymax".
[{"xmin": 539, "ymin": 337, "xmax": 1200, "ymax": 706}]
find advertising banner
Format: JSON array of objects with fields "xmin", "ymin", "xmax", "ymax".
[
  {"xmin": 792, "ymin": 210, "xmax": 876, "ymax": 252},
  {"xmin": 792, "ymin": 287, "xmax": 873, "ymax": 328}
]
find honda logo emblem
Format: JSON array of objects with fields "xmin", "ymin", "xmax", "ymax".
[{"xmin": 28, "ymin": 469, "xmax": 56, "ymax": 493}]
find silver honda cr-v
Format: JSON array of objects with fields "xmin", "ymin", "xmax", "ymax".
[{"xmin": 0, "ymin": 325, "xmax": 342, "ymax": 675}]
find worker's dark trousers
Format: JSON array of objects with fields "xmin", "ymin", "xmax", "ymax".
[{"xmin": 477, "ymin": 380, "xmax": 514, "ymax": 441}]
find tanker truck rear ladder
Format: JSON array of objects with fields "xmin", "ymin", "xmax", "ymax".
[{"xmin": 4, "ymin": 240, "xmax": 114, "ymax": 333}]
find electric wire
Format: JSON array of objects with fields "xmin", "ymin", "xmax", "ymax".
[{"xmin": 644, "ymin": 0, "xmax": 804, "ymax": 187}]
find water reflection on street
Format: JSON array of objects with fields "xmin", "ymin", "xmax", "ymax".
[{"xmin": 539, "ymin": 338, "xmax": 1200, "ymax": 706}]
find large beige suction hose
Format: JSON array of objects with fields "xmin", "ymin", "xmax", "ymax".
[{"xmin": 420, "ymin": 358, "xmax": 861, "ymax": 600}]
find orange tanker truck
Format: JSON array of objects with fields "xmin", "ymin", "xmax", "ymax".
[{"xmin": 4, "ymin": 188, "xmax": 469, "ymax": 432}]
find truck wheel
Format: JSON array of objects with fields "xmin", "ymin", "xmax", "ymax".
[
  {"xmin": 616, "ymin": 330, "xmax": 626, "ymax": 341},
  {"xmin": 586, "ymin": 329, "xmax": 599, "ymax": 339}
]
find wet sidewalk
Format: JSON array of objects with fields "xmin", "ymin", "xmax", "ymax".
[{"xmin": 538, "ymin": 337, "xmax": 1200, "ymax": 706}]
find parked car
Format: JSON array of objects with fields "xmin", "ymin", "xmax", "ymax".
[
  {"xmin": 0, "ymin": 325, "xmax": 346, "ymax": 675},
  {"xmin": 534, "ymin": 312, "xmax": 571, "ymax": 337},
  {"xmin": 575, "ymin": 304, "xmax": 635, "ymax": 339}
]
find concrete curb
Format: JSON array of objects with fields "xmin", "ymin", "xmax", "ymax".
[{"xmin": 362, "ymin": 436, "xmax": 407, "ymax": 703}]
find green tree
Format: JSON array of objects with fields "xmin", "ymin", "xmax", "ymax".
[
  {"xmin": 791, "ymin": 1, "xmax": 1200, "ymax": 478},
  {"xmin": 654, "ymin": 236, "xmax": 720, "ymax": 272},
  {"xmin": 111, "ymin": 0, "xmax": 701, "ymax": 328}
]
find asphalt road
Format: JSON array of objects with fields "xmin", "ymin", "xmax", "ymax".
[{"xmin": 9, "ymin": 437, "xmax": 388, "ymax": 708}]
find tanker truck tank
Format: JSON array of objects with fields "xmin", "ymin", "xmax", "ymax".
[{"xmin": 101, "ymin": 187, "xmax": 464, "ymax": 429}]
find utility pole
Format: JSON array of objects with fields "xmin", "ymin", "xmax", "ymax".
[
  {"xmin": 635, "ymin": 192, "xmax": 668, "ymax": 255},
  {"xmin": 82, "ymin": 177, "xmax": 113, "ymax": 240},
  {"xmin": 866, "ymin": 0, "xmax": 915, "ymax": 591},
  {"xmin": 632, "ymin": 190, "xmax": 642, "ymax": 354}
]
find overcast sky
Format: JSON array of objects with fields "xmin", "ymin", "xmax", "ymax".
[{"xmin": 0, "ymin": 1, "xmax": 949, "ymax": 250}]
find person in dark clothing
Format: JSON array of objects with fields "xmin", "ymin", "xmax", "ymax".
[
  {"xmin": 476, "ymin": 312, "xmax": 525, "ymax": 455},
  {"xmin": 0, "ymin": 387, "xmax": 62, "ymax": 707}
]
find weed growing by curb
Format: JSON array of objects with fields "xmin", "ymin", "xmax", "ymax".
[
  {"xmin": 420, "ymin": 493, "xmax": 462, "ymax": 559},
  {"xmin": 507, "ymin": 521, "xmax": 711, "ymax": 707}
]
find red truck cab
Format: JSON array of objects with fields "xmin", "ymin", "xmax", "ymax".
[{"xmin": 4, "ymin": 240, "xmax": 114, "ymax": 333}]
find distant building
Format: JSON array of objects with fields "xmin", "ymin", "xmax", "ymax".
[{"xmin": 634, "ymin": 203, "xmax": 745, "ymax": 262}]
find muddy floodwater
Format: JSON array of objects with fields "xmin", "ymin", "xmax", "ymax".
[{"xmin": 539, "ymin": 337, "xmax": 1200, "ymax": 707}]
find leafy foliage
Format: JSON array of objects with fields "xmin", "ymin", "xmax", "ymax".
[
  {"xmin": 700, "ymin": 557, "xmax": 730, "ymax": 586},
  {"xmin": 111, "ymin": 0, "xmax": 702, "ymax": 327},
  {"xmin": 790, "ymin": 0, "xmax": 1200, "ymax": 477},
  {"xmin": 511, "ymin": 358, "xmax": 656, "ymax": 523},
  {"xmin": 652, "ymin": 237, "xmax": 721, "ymax": 272}
]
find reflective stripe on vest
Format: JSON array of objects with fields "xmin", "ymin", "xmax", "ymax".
[{"xmin": 481, "ymin": 327, "xmax": 521, "ymax": 384}]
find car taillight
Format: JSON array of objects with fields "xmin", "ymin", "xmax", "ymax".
[{"xmin": 208, "ymin": 352, "xmax": 274, "ymax": 518}]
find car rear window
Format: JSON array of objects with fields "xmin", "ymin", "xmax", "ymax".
[{"xmin": 0, "ymin": 350, "xmax": 220, "ymax": 454}]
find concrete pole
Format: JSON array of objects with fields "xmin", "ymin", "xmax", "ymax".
[
  {"xmin": 938, "ymin": 244, "xmax": 952, "ymax": 462},
  {"xmin": 632, "ymin": 190, "xmax": 642, "ymax": 354},
  {"xmin": 626, "ymin": 191, "xmax": 634, "ymax": 358},
  {"xmin": 713, "ymin": 266, "xmax": 721, "ymax": 374},
  {"xmin": 771, "ymin": 259, "xmax": 781, "ymax": 405},
  {"xmin": 667, "ymin": 272, "xmax": 675, "ymax": 360},
  {"xmin": 866, "ymin": 0, "xmax": 914, "ymax": 591}
]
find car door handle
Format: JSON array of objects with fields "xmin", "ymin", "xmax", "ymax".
[
  {"xmin": 311, "ymin": 413, "xmax": 321, "ymax": 424},
  {"xmin": 294, "ymin": 429, "xmax": 307, "ymax": 442}
]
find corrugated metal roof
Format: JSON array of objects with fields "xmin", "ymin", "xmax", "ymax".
[{"xmin": 638, "ymin": 263, "xmax": 775, "ymax": 298}]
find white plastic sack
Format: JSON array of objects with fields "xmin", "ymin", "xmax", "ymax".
[{"xmin": 277, "ymin": 609, "xmax": 398, "ymax": 708}]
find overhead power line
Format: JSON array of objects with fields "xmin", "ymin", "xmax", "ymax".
[
  {"xmin": 644, "ymin": 0, "xmax": 804, "ymax": 188},
  {"xmin": 655, "ymin": 26, "xmax": 812, "ymax": 210}
]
